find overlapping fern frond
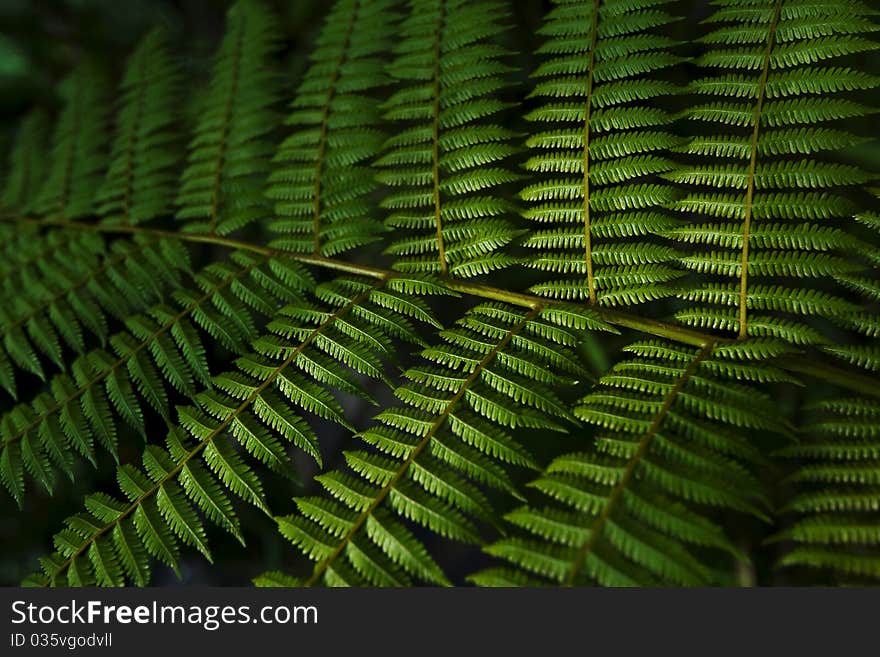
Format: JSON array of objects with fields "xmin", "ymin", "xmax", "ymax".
[
  {"xmin": 0, "ymin": 230, "xmax": 187, "ymax": 399},
  {"xmin": 473, "ymin": 340, "xmax": 787, "ymax": 586},
  {"xmin": 0, "ymin": 251, "xmax": 308, "ymax": 503},
  {"xmin": 273, "ymin": 302, "xmax": 610, "ymax": 586},
  {"xmin": 1, "ymin": 108, "xmax": 49, "ymax": 212},
  {"xmin": 666, "ymin": 0, "xmax": 879, "ymax": 348},
  {"xmin": 176, "ymin": 0, "xmax": 281, "ymax": 235},
  {"xmin": 28, "ymin": 272, "xmax": 449, "ymax": 585},
  {"xmin": 521, "ymin": 0, "xmax": 683, "ymax": 306},
  {"xmin": 376, "ymin": 0, "xmax": 521, "ymax": 277},
  {"xmin": 266, "ymin": 0, "xmax": 395, "ymax": 255},
  {"xmin": 0, "ymin": 0, "xmax": 877, "ymax": 590}
]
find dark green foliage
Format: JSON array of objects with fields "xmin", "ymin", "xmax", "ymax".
[
  {"xmin": 31, "ymin": 65, "xmax": 111, "ymax": 220},
  {"xmin": 176, "ymin": 0, "xmax": 282, "ymax": 236},
  {"xmin": 0, "ymin": 0, "xmax": 877, "ymax": 588},
  {"xmin": 1, "ymin": 108, "xmax": 49, "ymax": 211},
  {"xmin": 772, "ymin": 397, "xmax": 880, "ymax": 582},
  {"xmin": 376, "ymin": 0, "xmax": 521, "ymax": 278},
  {"xmin": 276, "ymin": 302, "xmax": 607, "ymax": 586},
  {"xmin": 95, "ymin": 29, "xmax": 182, "ymax": 226},
  {"xmin": 474, "ymin": 340, "xmax": 785, "ymax": 586},
  {"xmin": 666, "ymin": 0, "xmax": 879, "ymax": 348}
]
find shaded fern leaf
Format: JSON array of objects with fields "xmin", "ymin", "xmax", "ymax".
[
  {"xmin": 94, "ymin": 28, "xmax": 182, "ymax": 225},
  {"xmin": 0, "ymin": 229, "xmax": 189, "ymax": 398},
  {"xmin": 473, "ymin": 340, "xmax": 785, "ymax": 586},
  {"xmin": 31, "ymin": 273, "xmax": 447, "ymax": 585},
  {"xmin": 522, "ymin": 0, "xmax": 683, "ymax": 306},
  {"xmin": 176, "ymin": 0, "xmax": 282, "ymax": 235},
  {"xmin": 822, "ymin": 193, "xmax": 880, "ymax": 370},
  {"xmin": 666, "ymin": 0, "xmax": 879, "ymax": 345},
  {"xmin": 1, "ymin": 108, "xmax": 50, "ymax": 212},
  {"xmin": 30, "ymin": 428, "xmax": 253, "ymax": 587},
  {"xmin": 0, "ymin": 252, "xmax": 310, "ymax": 503},
  {"xmin": 376, "ymin": 0, "xmax": 521, "ymax": 278},
  {"xmin": 275, "ymin": 302, "xmax": 611, "ymax": 586},
  {"xmin": 31, "ymin": 64, "xmax": 112, "ymax": 219},
  {"xmin": 266, "ymin": 0, "xmax": 396, "ymax": 256},
  {"xmin": 772, "ymin": 397, "xmax": 880, "ymax": 583}
]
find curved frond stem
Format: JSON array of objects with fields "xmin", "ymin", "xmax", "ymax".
[
  {"xmin": 44, "ymin": 276, "xmax": 386, "ymax": 585},
  {"xmin": 562, "ymin": 340, "xmax": 716, "ymax": 586},
  {"xmin": 738, "ymin": 0, "xmax": 782, "ymax": 340},
  {"xmin": 5, "ymin": 215, "xmax": 879, "ymax": 399},
  {"xmin": 581, "ymin": 0, "xmax": 601, "ymax": 304},
  {"xmin": 0, "ymin": 252, "xmax": 267, "ymax": 449},
  {"xmin": 304, "ymin": 304, "xmax": 542, "ymax": 586}
]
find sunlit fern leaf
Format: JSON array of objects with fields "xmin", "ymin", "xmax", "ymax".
[
  {"xmin": 94, "ymin": 28, "xmax": 182, "ymax": 226},
  {"xmin": 30, "ymin": 64, "xmax": 112, "ymax": 220},
  {"xmin": 521, "ymin": 0, "xmax": 683, "ymax": 307},
  {"xmin": 375, "ymin": 0, "xmax": 521, "ymax": 278},
  {"xmin": 0, "ymin": 229, "xmax": 189, "ymax": 398},
  {"xmin": 275, "ymin": 302, "xmax": 613, "ymax": 586},
  {"xmin": 1, "ymin": 108, "xmax": 50, "ymax": 212},
  {"xmin": 30, "ymin": 273, "xmax": 448, "ymax": 585},
  {"xmin": 176, "ymin": 0, "xmax": 282, "ymax": 236},
  {"xmin": 0, "ymin": 253, "xmax": 312, "ymax": 503},
  {"xmin": 472, "ymin": 339, "xmax": 787, "ymax": 586},
  {"xmin": 771, "ymin": 397, "xmax": 880, "ymax": 583},
  {"xmin": 266, "ymin": 0, "xmax": 396, "ymax": 256},
  {"xmin": 665, "ymin": 0, "xmax": 879, "ymax": 345}
]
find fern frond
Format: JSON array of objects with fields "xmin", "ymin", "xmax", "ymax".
[
  {"xmin": 31, "ymin": 65, "xmax": 111, "ymax": 219},
  {"xmin": 521, "ymin": 0, "xmax": 683, "ymax": 306},
  {"xmin": 772, "ymin": 397, "xmax": 880, "ymax": 583},
  {"xmin": 0, "ymin": 252, "xmax": 310, "ymax": 503},
  {"xmin": 266, "ymin": 0, "xmax": 395, "ymax": 256},
  {"xmin": 176, "ymin": 0, "xmax": 281, "ymax": 235},
  {"xmin": 94, "ymin": 29, "xmax": 181, "ymax": 226},
  {"xmin": 668, "ymin": 0, "xmax": 879, "ymax": 343},
  {"xmin": 276, "ymin": 302, "xmax": 612, "ymax": 586},
  {"xmin": 0, "ymin": 231, "xmax": 189, "ymax": 398},
  {"xmin": 1, "ymin": 108, "xmax": 50, "ymax": 212},
  {"xmin": 31, "ymin": 273, "xmax": 447, "ymax": 584},
  {"xmin": 376, "ymin": 0, "xmax": 520, "ymax": 278},
  {"xmin": 473, "ymin": 340, "xmax": 786, "ymax": 586}
]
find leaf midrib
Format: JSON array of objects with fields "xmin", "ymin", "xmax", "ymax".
[
  {"xmin": 562, "ymin": 340, "xmax": 716, "ymax": 586},
  {"xmin": 737, "ymin": 0, "xmax": 783, "ymax": 339}
]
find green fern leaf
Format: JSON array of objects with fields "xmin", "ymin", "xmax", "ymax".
[
  {"xmin": 376, "ymin": 0, "xmax": 520, "ymax": 278},
  {"xmin": 474, "ymin": 340, "xmax": 785, "ymax": 586},
  {"xmin": 94, "ymin": 29, "xmax": 181, "ymax": 225},
  {"xmin": 176, "ymin": 0, "xmax": 281, "ymax": 235}
]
